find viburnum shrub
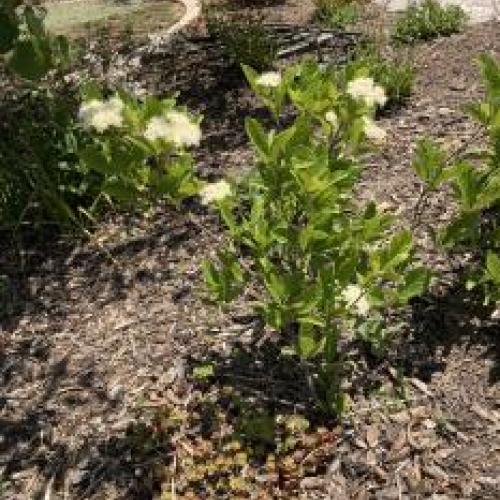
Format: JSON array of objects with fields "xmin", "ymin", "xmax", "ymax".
[
  {"xmin": 77, "ymin": 86, "xmax": 201, "ymax": 217},
  {"xmin": 205, "ymin": 8, "xmax": 277, "ymax": 71},
  {"xmin": 413, "ymin": 55, "xmax": 500, "ymax": 306},
  {"xmin": 0, "ymin": 2, "xmax": 202, "ymax": 231},
  {"xmin": 203, "ymin": 61, "xmax": 429, "ymax": 415},
  {"xmin": 341, "ymin": 50, "xmax": 415, "ymax": 109}
]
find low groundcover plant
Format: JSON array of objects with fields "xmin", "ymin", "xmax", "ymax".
[{"xmin": 203, "ymin": 61, "xmax": 429, "ymax": 415}]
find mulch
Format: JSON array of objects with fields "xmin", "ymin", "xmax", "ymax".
[{"xmin": 0, "ymin": 1, "xmax": 499, "ymax": 498}]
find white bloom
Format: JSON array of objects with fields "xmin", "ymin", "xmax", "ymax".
[
  {"xmin": 255, "ymin": 71, "xmax": 282, "ymax": 88},
  {"xmin": 144, "ymin": 116, "xmax": 170, "ymax": 142},
  {"xmin": 362, "ymin": 117, "xmax": 387, "ymax": 143},
  {"xmin": 342, "ymin": 284, "xmax": 370, "ymax": 317},
  {"xmin": 200, "ymin": 180, "xmax": 232, "ymax": 205},
  {"xmin": 78, "ymin": 96, "xmax": 124, "ymax": 133},
  {"xmin": 347, "ymin": 77, "xmax": 387, "ymax": 107},
  {"xmin": 144, "ymin": 111, "xmax": 201, "ymax": 147},
  {"xmin": 325, "ymin": 110, "xmax": 338, "ymax": 131}
]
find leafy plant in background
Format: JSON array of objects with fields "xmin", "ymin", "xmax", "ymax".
[
  {"xmin": 339, "ymin": 49, "xmax": 415, "ymax": 109},
  {"xmin": 392, "ymin": 0, "xmax": 467, "ymax": 45},
  {"xmin": 205, "ymin": 7, "xmax": 277, "ymax": 71},
  {"xmin": 0, "ymin": 0, "xmax": 70, "ymax": 80},
  {"xmin": 0, "ymin": 3, "xmax": 201, "ymax": 233},
  {"xmin": 77, "ymin": 86, "xmax": 201, "ymax": 219},
  {"xmin": 203, "ymin": 61, "xmax": 429, "ymax": 415},
  {"xmin": 412, "ymin": 55, "xmax": 500, "ymax": 306},
  {"xmin": 314, "ymin": 0, "xmax": 360, "ymax": 29}
]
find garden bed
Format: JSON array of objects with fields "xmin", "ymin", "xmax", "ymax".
[{"xmin": 1, "ymin": 0, "xmax": 499, "ymax": 498}]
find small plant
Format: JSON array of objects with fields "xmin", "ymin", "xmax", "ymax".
[
  {"xmin": 76, "ymin": 85, "xmax": 201, "ymax": 218},
  {"xmin": 412, "ymin": 55, "xmax": 500, "ymax": 305},
  {"xmin": 205, "ymin": 8, "xmax": 277, "ymax": 71},
  {"xmin": 314, "ymin": 0, "xmax": 360, "ymax": 29},
  {"xmin": 341, "ymin": 50, "xmax": 415, "ymax": 108},
  {"xmin": 203, "ymin": 61, "xmax": 429, "ymax": 415},
  {"xmin": 392, "ymin": 0, "xmax": 467, "ymax": 44}
]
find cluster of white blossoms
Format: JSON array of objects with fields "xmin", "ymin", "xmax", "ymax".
[
  {"xmin": 255, "ymin": 71, "xmax": 282, "ymax": 88},
  {"xmin": 362, "ymin": 116, "xmax": 387, "ymax": 143},
  {"xmin": 347, "ymin": 77, "xmax": 387, "ymax": 108},
  {"xmin": 199, "ymin": 180, "xmax": 232, "ymax": 205},
  {"xmin": 78, "ymin": 97, "xmax": 124, "ymax": 133},
  {"xmin": 342, "ymin": 284, "xmax": 370, "ymax": 317},
  {"xmin": 144, "ymin": 110, "xmax": 201, "ymax": 148}
]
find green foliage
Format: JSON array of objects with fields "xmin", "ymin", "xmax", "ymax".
[
  {"xmin": 0, "ymin": 1, "xmax": 70, "ymax": 80},
  {"xmin": 204, "ymin": 60, "xmax": 428, "ymax": 415},
  {"xmin": 342, "ymin": 50, "xmax": 415, "ymax": 108},
  {"xmin": 314, "ymin": 0, "xmax": 360, "ymax": 29},
  {"xmin": 0, "ymin": 88, "xmax": 89, "ymax": 229},
  {"xmin": 77, "ymin": 88, "xmax": 201, "ymax": 216},
  {"xmin": 412, "ymin": 55, "xmax": 500, "ymax": 304},
  {"xmin": 0, "ymin": 85, "xmax": 201, "ymax": 231},
  {"xmin": 392, "ymin": 0, "xmax": 467, "ymax": 44},
  {"xmin": 205, "ymin": 8, "xmax": 277, "ymax": 71}
]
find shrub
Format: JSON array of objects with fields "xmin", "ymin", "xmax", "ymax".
[
  {"xmin": 392, "ymin": 0, "xmax": 467, "ymax": 44},
  {"xmin": 341, "ymin": 50, "xmax": 415, "ymax": 108},
  {"xmin": 314, "ymin": 0, "xmax": 360, "ymax": 29},
  {"xmin": 413, "ymin": 55, "xmax": 500, "ymax": 305},
  {"xmin": 0, "ymin": 4, "xmax": 201, "ymax": 233},
  {"xmin": 205, "ymin": 8, "xmax": 277, "ymax": 71},
  {"xmin": 203, "ymin": 62, "xmax": 429, "ymax": 415}
]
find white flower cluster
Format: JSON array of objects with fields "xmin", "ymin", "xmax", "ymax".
[
  {"xmin": 200, "ymin": 180, "xmax": 232, "ymax": 205},
  {"xmin": 144, "ymin": 110, "xmax": 201, "ymax": 148},
  {"xmin": 78, "ymin": 97, "xmax": 124, "ymax": 133},
  {"xmin": 347, "ymin": 77, "xmax": 387, "ymax": 108},
  {"xmin": 342, "ymin": 284, "xmax": 370, "ymax": 317},
  {"xmin": 256, "ymin": 71, "xmax": 282, "ymax": 88}
]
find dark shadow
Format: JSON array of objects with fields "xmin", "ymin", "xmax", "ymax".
[{"xmin": 401, "ymin": 280, "xmax": 500, "ymax": 384}]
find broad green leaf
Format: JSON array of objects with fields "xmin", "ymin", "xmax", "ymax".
[
  {"xmin": 397, "ymin": 267, "xmax": 430, "ymax": 302},
  {"xmin": 486, "ymin": 251, "xmax": 500, "ymax": 285},
  {"xmin": 245, "ymin": 118, "xmax": 270, "ymax": 161}
]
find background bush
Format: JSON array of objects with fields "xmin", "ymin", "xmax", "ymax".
[
  {"xmin": 314, "ymin": 0, "xmax": 360, "ymax": 29},
  {"xmin": 205, "ymin": 8, "xmax": 277, "ymax": 71},
  {"xmin": 392, "ymin": 0, "xmax": 467, "ymax": 44}
]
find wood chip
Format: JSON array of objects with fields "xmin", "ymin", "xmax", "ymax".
[
  {"xmin": 471, "ymin": 404, "xmax": 498, "ymax": 423},
  {"xmin": 410, "ymin": 378, "xmax": 432, "ymax": 396},
  {"xmin": 366, "ymin": 425, "xmax": 380, "ymax": 448}
]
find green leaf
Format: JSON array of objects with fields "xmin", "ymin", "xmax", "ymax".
[
  {"xmin": 297, "ymin": 323, "xmax": 320, "ymax": 359},
  {"xmin": 8, "ymin": 39, "xmax": 51, "ymax": 80},
  {"xmin": 397, "ymin": 267, "xmax": 430, "ymax": 302},
  {"xmin": 192, "ymin": 363, "xmax": 215, "ymax": 380},
  {"xmin": 375, "ymin": 230, "xmax": 413, "ymax": 273},
  {"xmin": 486, "ymin": 251, "xmax": 500, "ymax": 285},
  {"xmin": 412, "ymin": 139, "xmax": 447, "ymax": 189},
  {"xmin": 453, "ymin": 162, "xmax": 480, "ymax": 210},
  {"xmin": 245, "ymin": 118, "xmax": 270, "ymax": 161}
]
